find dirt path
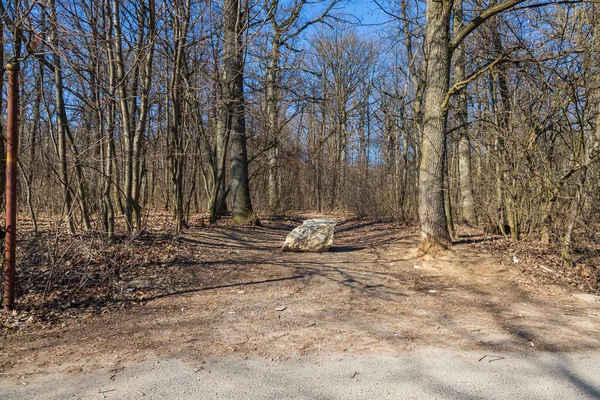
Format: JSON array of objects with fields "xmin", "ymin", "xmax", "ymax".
[{"xmin": 1, "ymin": 215, "xmax": 599, "ymax": 380}]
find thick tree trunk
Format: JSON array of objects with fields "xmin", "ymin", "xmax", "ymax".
[
  {"xmin": 209, "ymin": 115, "xmax": 229, "ymax": 223},
  {"xmin": 215, "ymin": 128, "xmax": 229, "ymax": 215},
  {"xmin": 418, "ymin": 0, "xmax": 453, "ymax": 253},
  {"xmin": 224, "ymin": 0, "xmax": 255, "ymax": 224},
  {"xmin": 204, "ymin": 74, "xmax": 228, "ymax": 223},
  {"xmin": 229, "ymin": 103, "xmax": 254, "ymax": 223}
]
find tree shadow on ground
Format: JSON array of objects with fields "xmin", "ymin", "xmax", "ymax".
[
  {"xmin": 8, "ymin": 216, "xmax": 600, "ymax": 374},
  {"xmin": 138, "ymin": 218, "xmax": 600, "ymax": 355},
  {"xmin": 330, "ymin": 245, "xmax": 365, "ymax": 252}
]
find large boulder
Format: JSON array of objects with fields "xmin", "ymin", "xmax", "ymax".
[{"xmin": 282, "ymin": 219, "xmax": 336, "ymax": 252}]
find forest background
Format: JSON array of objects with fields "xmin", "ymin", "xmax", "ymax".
[{"xmin": 1, "ymin": 0, "xmax": 600, "ymax": 310}]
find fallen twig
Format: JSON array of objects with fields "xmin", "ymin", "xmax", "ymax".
[{"xmin": 478, "ymin": 355, "xmax": 505, "ymax": 363}]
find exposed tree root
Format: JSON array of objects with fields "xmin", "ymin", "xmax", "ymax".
[{"xmin": 417, "ymin": 233, "xmax": 452, "ymax": 257}]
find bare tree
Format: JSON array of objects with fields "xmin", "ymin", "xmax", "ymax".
[
  {"xmin": 223, "ymin": 0, "xmax": 256, "ymax": 224},
  {"xmin": 453, "ymin": 0, "xmax": 477, "ymax": 226},
  {"xmin": 418, "ymin": 0, "xmax": 525, "ymax": 253},
  {"xmin": 168, "ymin": 0, "xmax": 191, "ymax": 233},
  {"xmin": 111, "ymin": 0, "xmax": 156, "ymax": 233}
]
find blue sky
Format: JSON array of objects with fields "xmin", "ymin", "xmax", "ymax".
[
  {"xmin": 342, "ymin": 0, "xmax": 387, "ymax": 24},
  {"xmin": 335, "ymin": 0, "xmax": 390, "ymax": 35}
]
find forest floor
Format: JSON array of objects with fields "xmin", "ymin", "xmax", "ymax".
[{"xmin": 1, "ymin": 213, "xmax": 600, "ymax": 397}]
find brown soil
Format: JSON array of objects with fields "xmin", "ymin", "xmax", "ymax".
[{"xmin": 1, "ymin": 213, "xmax": 599, "ymax": 376}]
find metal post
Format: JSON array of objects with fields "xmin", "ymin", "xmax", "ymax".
[{"xmin": 3, "ymin": 62, "xmax": 18, "ymax": 310}]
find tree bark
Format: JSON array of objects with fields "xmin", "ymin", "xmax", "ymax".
[
  {"xmin": 266, "ymin": 32, "xmax": 281, "ymax": 213},
  {"xmin": 562, "ymin": 167, "xmax": 586, "ymax": 267},
  {"xmin": 418, "ymin": 0, "xmax": 453, "ymax": 253},
  {"xmin": 50, "ymin": 0, "xmax": 75, "ymax": 234},
  {"xmin": 132, "ymin": 1, "xmax": 155, "ymax": 231},
  {"xmin": 169, "ymin": 0, "xmax": 190, "ymax": 233},
  {"xmin": 102, "ymin": 2, "xmax": 116, "ymax": 240},
  {"xmin": 224, "ymin": 0, "xmax": 255, "ymax": 224},
  {"xmin": 444, "ymin": 139, "xmax": 455, "ymax": 238},
  {"xmin": 206, "ymin": 59, "xmax": 229, "ymax": 223},
  {"xmin": 490, "ymin": 11, "xmax": 511, "ymax": 236},
  {"xmin": 111, "ymin": 0, "xmax": 134, "ymax": 231},
  {"xmin": 0, "ymin": 18, "xmax": 5, "ymax": 215},
  {"xmin": 453, "ymin": 0, "xmax": 477, "ymax": 226}
]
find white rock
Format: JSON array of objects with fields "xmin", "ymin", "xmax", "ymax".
[{"xmin": 282, "ymin": 219, "xmax": 336, "ymax": 252}]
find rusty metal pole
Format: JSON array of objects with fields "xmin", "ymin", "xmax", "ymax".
[{"xmin": 3, "ymin": 62, "xmax": 19, "ymax": 311}]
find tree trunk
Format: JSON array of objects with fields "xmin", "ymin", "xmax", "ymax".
[
  {"xmin": 209, "ymin": 54, "xmax": 229, "ymax": 222},
  {"xmin": 202, "ymin": 72, "xmax": 227, "ymax": 223},
  {"xmin": 66, "ymin": 118, "xmax": 92, "ymax": 230},
  {"xmin": 111, "ymin": 0, "xmax": 154, "ymax": 233},
  {"xmin": 418, "ymin": 0, "xmax": 453, "ymax": 253},
  {"xmin": 25, "ymin": 61, "xmax": 43, "ymax": 233},
  {"xmin": 395, "ymin": 108, "xmax": 404, "ymax": 219},
  {"xmin": 266, "ymin": 34, "xmax": 281, "ymax": 213},
  {"xmin": 454, "ymin": 0, "xmax": 477, "ymax": 226},
  {"xmin": 209, "ymin": 114, "xmax": 230, "ymax": 223},
  {"xmin": 102, "ymin": 8, "xmax": 116, "ymax": 240},
  {"xmin": 223, "ymin": 0, "xmax": 255, "ymax": 224},
  {"xmin": 444, "ymin": 139, "xmax": 455, "ymax": 238},
  {"xmin": 169, "ymin": 0, "xmax": 190, "ymax": 233},
  {"xmin": 491, "ymin": 13, "xmax": 511, "ymax": 236},
  {"xmin": 562, "ymin": 167, "xmax": 586, "ymax": 267},
  {"xmin": 102, "ymin": 100, "xmax": 116, "ymax": 240},
  {"xmin": 458, "ymin": 135, "xmax": 477, "ymax": 224},
  {"xmin": 50, "ymin": 0, "xmax": 75, "ymax": 234},
  {"xmin": 0, "ymin": 19, "xmax": 5, "ymax": 214},
  {"xmin": 132, "ymin": 1, "xmax": 155, "ymax": 232},
  {"xmin": 112, "ymin": 0, "xmax": 134, "ymax": 232}
]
